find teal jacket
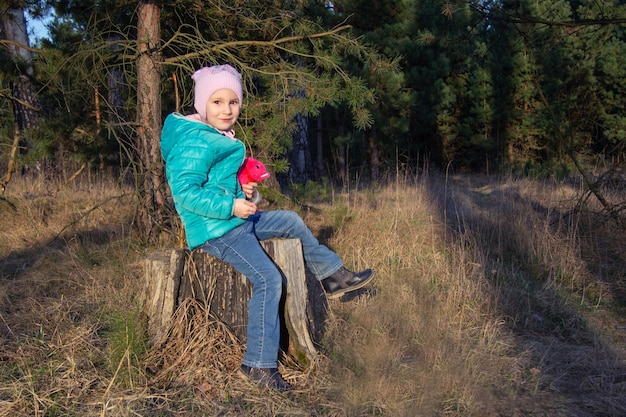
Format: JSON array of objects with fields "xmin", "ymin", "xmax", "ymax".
[{"xmin": 161, "ymin": 113, "xmax": 246, "ymax": 249}]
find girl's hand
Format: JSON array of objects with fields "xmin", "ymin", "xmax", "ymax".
[
  {"xmin": 241, "ymin": 181, "xmax": 258, "ymax": 199},
  {"xmin": 233, "ymin": 198, "xmax": 257, "ymax": 218}
]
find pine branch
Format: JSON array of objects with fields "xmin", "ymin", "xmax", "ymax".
[
  {"xmin": 471, "ymin": 3, "xmax": 626, "ymax": 27},
  {"xmin": 162, "ymin": 25, "xmax": 352, "ymax": 64},
  {"xmin": 0, "ymin": 39, "xmax": 40, "ymax": 53}
]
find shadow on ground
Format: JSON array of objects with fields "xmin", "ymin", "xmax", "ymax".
[{"xmin": 429, "ymin": 174, "xmax": 626, "ymax": 417}]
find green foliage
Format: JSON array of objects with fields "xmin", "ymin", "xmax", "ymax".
[
  {"xmin": 491, "ymin": 0, "xmax": 626, "ymax": 166},
  {"xmin": 158, "ymin": 0, "xmax": 383, "ymax": 165},
  {"xmin": 512, "ymin": 159, "xmax": 572, "ymax": 180},
  {"xmin": 2, "ymin": 0, "xmax": 626, "ymax": 180},
  {"xmin": 326, "ymin": 0, "xmax": 413, "ymax": 172},
  {"xmin": 289, "ymin": 178, "xmax": 334, "ymax": 203},
  {"xmin": 100, "ymin": 309, "xmax": 148, "ymax": 388}
]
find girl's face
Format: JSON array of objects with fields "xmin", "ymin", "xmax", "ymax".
[{"xmin": 204, "ymin": 88, "xmax": 240, "ymax": 131}]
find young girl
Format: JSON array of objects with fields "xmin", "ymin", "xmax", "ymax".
[{"xmin": 160, "ymin": 64, "xmax": 374, "ymax": 390}]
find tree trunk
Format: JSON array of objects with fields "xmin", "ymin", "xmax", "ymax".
[
  {"xmin": 334, "ymin": 110, "xmax": 347, "ymax": 188},
  {"xmin": 368, "ymin": 134, "xmax": 380, "ymax": 182},
  {"xmin": 1, "ymin": 120, "xmax": 20, "ymax": 193},
  {"xmin": 280, "ymin": 110, "xmax": 314, "ymax": 186},
  {"xmin": 143, "ymin": 239, "xmax": 327, "ymax": 366},
  {"xmin": 315, "ymin": 116, "xmax": 324, "ymax": 179},
  {"xmin": 107, "ymin": 34, "xmax": 126, "ymax": 117},
  {"xmin": 0, "ymin": 7, "xmax": 41, "ymax": 145},
  {"xmin": 136, "ymin": 1, "xmax": 167, "ymax": 241},
  {"xmin": 104, "ymin": 33, "xmax": 126, "ymax": 171}
]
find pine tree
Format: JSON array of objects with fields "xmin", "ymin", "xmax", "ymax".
[
  {"xmin": 491, "ymin": 0, "xmax": 626, "ymax": 170},
  {"xmin": 0, "ymin": 1, "xmax": 43, "ymax": 184},
  {"xmin": 28, "ymin": 0, "xmax": 385, "ymax": 241},
  {"xmin": 326, "ymin": 0, "xmax": 413, "ymax": 180}
]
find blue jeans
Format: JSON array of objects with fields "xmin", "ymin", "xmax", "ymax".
[{"xmin": 199, "ymin": 210, "xmax": 343, "ymax": 368}]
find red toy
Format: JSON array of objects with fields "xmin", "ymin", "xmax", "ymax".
[
  {"xmin": 237, "ymin": 157, "xmax": 270, "ymax": 204},
  {"xmin": 237, "ymin": 157, "xmax": 270, "ymax": 184}
]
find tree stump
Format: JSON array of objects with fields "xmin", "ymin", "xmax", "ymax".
[{"xmin": 143, "ymin": 238, "xmax": 327, "ymax": 365}]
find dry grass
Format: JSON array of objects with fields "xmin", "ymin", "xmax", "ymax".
[{"xmin": 0, "ymin": 169, "xmax": 625, "ymax": 416}]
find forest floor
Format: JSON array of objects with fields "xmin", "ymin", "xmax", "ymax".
[{"xmin": 0, "ymin": 170, "xmax": 625, "ymax": 416}]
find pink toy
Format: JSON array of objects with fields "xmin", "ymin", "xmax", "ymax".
[
  {"xmin": 238, "ymin": 157, "xmax": 270, "ymax": 184},
  {"xmin": 237, "ymin": 158, "xmax": 270, "ymax": 204}
]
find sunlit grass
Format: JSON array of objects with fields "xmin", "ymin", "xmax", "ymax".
[{"xmin": 0, "ymin": 170, "xmax": 624, "ymax": 416}]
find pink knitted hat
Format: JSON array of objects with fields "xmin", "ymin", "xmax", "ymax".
[{"xmin": 192, "ymin": 64, "xmax": 243, "ymax": 120}]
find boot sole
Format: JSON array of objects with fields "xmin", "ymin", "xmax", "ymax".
[{"xmin": 325, "ymin": 271, "xmax": 375, "ymax": 300}]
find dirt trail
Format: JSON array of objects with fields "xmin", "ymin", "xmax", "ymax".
[{"xmin": 444, "ymin": 174, "xmax": 626, "ymax": 416}]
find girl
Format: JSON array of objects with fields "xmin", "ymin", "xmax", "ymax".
[{"xmin": 160, "ymin": 64, "xmax": 374, "ymax": 390}]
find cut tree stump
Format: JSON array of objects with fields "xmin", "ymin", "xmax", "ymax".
[{"xmin": 143, "ymin": 238, "xmax": 327, "ymax": 365}]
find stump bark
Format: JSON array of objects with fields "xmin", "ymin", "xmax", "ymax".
[{"xmin": 143, "ymin": 238, "xmax": 327, "ymax": 365}]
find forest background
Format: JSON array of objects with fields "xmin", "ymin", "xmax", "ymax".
[
  {"xmin": 1, "ymin": 0, "xmax": 626, "ymax": 416},
  {"xmin": 2, "ymin": 1, "xmax": 625, "ymax": 212}
]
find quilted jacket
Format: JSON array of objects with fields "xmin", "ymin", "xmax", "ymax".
[{"xmin": 160, "ymin": 113, "xmax": 246, "ymax": 249}]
